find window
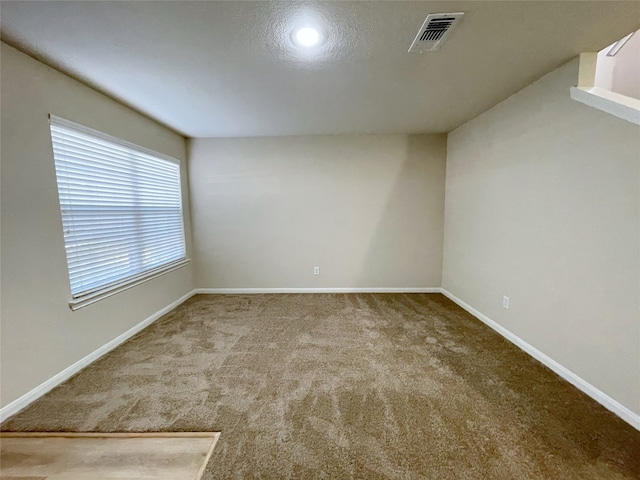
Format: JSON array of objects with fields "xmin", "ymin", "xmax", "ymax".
[{"xmin": 49, "ymin": 115, "xmax": 187, "ymax": 310}]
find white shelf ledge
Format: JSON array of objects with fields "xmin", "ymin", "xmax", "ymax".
[{"xmin": 570, "ymin": 86, "xmax": 640, "ymax": 125}]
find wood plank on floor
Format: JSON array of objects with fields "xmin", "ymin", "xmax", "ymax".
[{"xmin": 0, "ymin": 432, "xmax": 219, "ymax": 480}]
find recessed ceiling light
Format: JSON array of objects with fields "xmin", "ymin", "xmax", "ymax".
[{"xmin": 294, "ymin": 27, "xmax": 320, "ymax": 47}]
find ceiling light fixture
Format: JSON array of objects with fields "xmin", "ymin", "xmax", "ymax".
[{"xmin": 294, "ymin": 27, "xmax": 320, "ymax": 47}]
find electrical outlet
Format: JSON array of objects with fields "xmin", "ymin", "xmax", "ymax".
[
  {"xmin": 502, "ymin": 295, "xmax": 510, "ymax": 310},
  {"xmin": 313, "ymin": 266, "xmax": 320, "ymax": 275}
]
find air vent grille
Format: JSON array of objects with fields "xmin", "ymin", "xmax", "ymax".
[{"xmin": 409, "ymin": 13, "xmax": 464, "ymax": 53}]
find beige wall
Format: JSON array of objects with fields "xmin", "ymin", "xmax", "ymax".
[
  {"xmin": 443, "ymin": 58, "xmax": 640, "ymax": 415},
  {"xmin": 189, "ymin": 134, "xmax": 446, "ymax": 289},
  {"xmin": 0, "ymin": 43, "xmax": 195, "ymax": 408}
]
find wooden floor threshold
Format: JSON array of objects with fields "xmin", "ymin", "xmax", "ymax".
[{"xmin": 0, "ymin": 431, "xmax": 220, "ymax": 480}]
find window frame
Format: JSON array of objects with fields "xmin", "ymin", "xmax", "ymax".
[{"xmin": 49, "ymin": 115, "xmax": 189, "ymax": 310}]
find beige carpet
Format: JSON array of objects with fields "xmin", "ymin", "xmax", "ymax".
[{"xmin": 2, "ymin": 293, "xmax": 639, "ymax": 479}]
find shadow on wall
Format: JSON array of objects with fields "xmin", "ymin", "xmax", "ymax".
[{"xmin": 354, "ymin": 135, "xmax": 447, "ymax": 288}]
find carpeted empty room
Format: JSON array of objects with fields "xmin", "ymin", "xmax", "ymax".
[
  {"xmin": 2, "ymin": 2, "xmax": 640, "ymax": 479},
  {"xmin": 3, "ymin": 293, "xmax": 640, "ymax": 479}
]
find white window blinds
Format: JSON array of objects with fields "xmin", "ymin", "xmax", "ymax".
[{"xmin": 50, "ymin": 116, "xmax": 187, "ymax": 308}]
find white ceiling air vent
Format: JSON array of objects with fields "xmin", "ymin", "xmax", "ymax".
[{"xmin": 408, "ymin": 13, "xmax": 464, "ymax": 53}]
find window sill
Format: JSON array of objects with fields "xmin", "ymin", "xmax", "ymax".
[{"xmin": 69, "ymin": 258, "xmax": 191, "ymax": 311}]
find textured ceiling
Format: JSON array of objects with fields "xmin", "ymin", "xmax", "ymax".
[{"xmin": 1, "ymin": 1, "xmax": 638, "ymax": 138}]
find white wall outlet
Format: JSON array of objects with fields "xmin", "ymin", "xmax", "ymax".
[
  {"xmin": 502, "ymin": 295, "xmax": 510, "ymax": 310},
  {"xmin": 313, "ymin": 266, "xmax": 320, "ymax": 275}
]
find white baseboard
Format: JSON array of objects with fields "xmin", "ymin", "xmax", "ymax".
[
  {"xmin": 193, "ymin": 287, "xmax": 441, "ymax": 294},
  {"xmin": 0, "ymin": 289, "xmax": 197, "ymax": 423},
  {"xmin": 439, "ymin": 288, "xmax": 640, "ymax": 431}
]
